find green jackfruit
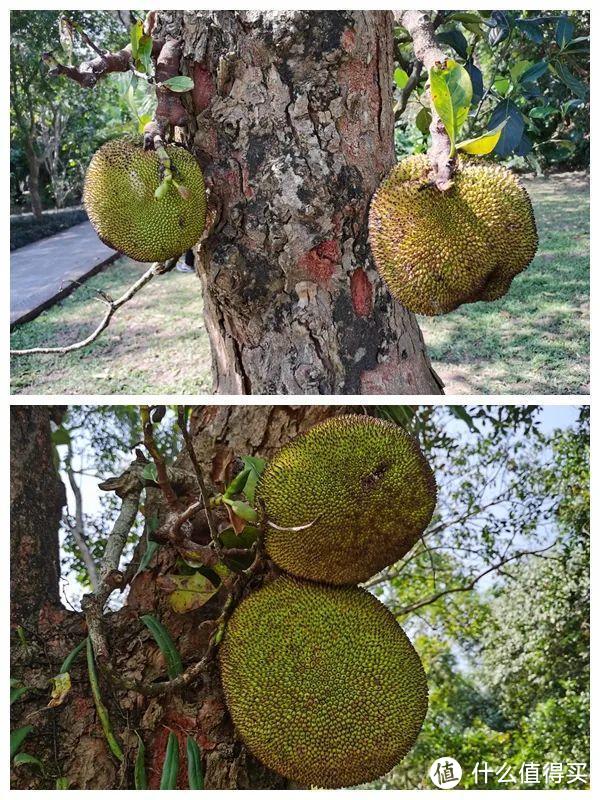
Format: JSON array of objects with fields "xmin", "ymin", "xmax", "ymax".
[
  {"xmin": 219, "ymin": 575, "xmax": 428, "ymax": 788},
  {"xmin": 256, "ymin": 414, "xmax": 436, "ymax": 585},
  {"xmin": 83, "ymin": 138, "xmax": 206, "ymax": 262},
  {"xmin": 368, "ymin": 155, "xmax": 538, "ymax": 315}
]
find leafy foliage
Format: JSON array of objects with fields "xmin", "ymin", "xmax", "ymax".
[{"xmin": 394, "ymin": 10, "xmax": 589, "ymax": 170}]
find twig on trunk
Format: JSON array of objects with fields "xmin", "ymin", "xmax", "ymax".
[
  {"xmin": 140, "ymin": 407, "xmax": 179, "ymax": 510},
  {"xmin": 399, "ymin": 10, "xmax": 455, "ymax": 190},
  {"xmin": 176, "ymin": 407, "xmax": 222, "ymax": 552},
  {"xmin": 10, "ymin": 258, "xmax": 177, "ymax": 357}
]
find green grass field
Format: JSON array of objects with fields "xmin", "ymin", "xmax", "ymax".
[
  {"xmin": 10, "ymin": 172, "xmax": 588, "ymax": 395},
  {"xmin": 10, "ymin": 260, "xmax": 212, "ymax": 394}
]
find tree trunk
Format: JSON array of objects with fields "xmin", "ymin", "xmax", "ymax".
[
  {"xmin": 155, "ymin": 10, "xmax": 442, "ymax": 395},
  {"xmin": 24, "ymin": 143, "xmax": 43, "ymax": 220},
  {"xmin": 10, "ymin": 405, "xmax": 340, "ymax": 790}
]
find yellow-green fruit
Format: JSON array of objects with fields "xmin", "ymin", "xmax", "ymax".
[
  {"xmin": 83, "ymin": 138, "xmax": 206, "ymax": 262},
  {"xmin": 219, "ymin": 575, "xmax": 428, "ymax": 788},
  {"xmin": 368, "ymin": 155, "xmax": 538, "ymax": 315},
  {"xmin": 256, "ymin": 414, "xmax": 436, "ymax": 585}
]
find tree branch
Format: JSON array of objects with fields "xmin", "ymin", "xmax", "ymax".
[
  {"xmin": 393, "ymin": 542, "xmax": 558, "ymax": 617},
  {"xmin": 65, "ymin": 447, "xmax": 99, "ymax": 591},
  {"xmin": 176, "ymin": 407, "xmax": 221, "ymax": 551},
  {"xmin": 81, "ymin": 470, "xmax": 143, "ymax": 661},
  {"xmin": 399, "ymin": 10, "xmax": 455, "ymax": 190},
  {"xmin": 10, "ymin": 258, "xmax": 177, "ymax": 357}
]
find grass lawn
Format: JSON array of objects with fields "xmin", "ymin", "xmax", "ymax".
[
  {"xmin": 418, "ymin": 171, "xmax": 589, "ymax": 395},
  {"xmin": 10, "ymin": 258, "xmax": 212, "ymax": 394},
  {"xmin": 10, "ymin": 172, "xmax": 588, "ymax": 396}
]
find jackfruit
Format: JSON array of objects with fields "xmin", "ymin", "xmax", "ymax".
[
  {"xmin": 83, "ymin": 138, "xmax": 206, "ymax": 262},
  {"xmin": 219, "ymin": 575, "xmax": 428, "ymax": 788},
  {"xmin": 368, "ymin": 155, "xmax": 538, "ymax": 315},
  {"xmin": 255, "ymin": 414, "xmax": 436, "ymax": 585}
]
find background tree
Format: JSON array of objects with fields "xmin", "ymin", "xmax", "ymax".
[
  {"xmin": 10, "ymin": 11, "xmax": 131, "ymax": 216},
  {"xmin": 10, "ymin": 405, "xmax": 589, "ymax": 789}
]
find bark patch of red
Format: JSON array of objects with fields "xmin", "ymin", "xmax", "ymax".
[
  {"xmin": 361, "ymin": 352, "xmax": 407, "ymax": 394},
  {"xmin": 192, "ymin": 62, "xmax": 216, "ymax": 112},
  {"xmin": 350, "ymin": 268, "xmax": 373, "ymax": 317},
  {"xmin": 149, "ymin": 711, "xmax": 197, "ymax": 789},
  {"xmin": 341, "ymin": 28, "xmax": 356, "ymax": 52},
  {"xmin": 299, "ymin": 240, "xmax": 340, "ymax": 285}
]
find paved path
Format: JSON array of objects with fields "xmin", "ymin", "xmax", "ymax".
[{"xmin": 10, "ymin": 221, "xmax": 117, "ymax": 325}]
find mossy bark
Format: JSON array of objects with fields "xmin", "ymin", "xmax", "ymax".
[
  {"xmin": 154, "ymin": 10, "xmax": 443, "ymax": 395},
  {"xmin": 10, "ymin": 405, "xmax": 337, "ymax": 789}
]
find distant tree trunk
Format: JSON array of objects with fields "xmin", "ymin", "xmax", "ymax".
[
  {"xmin": 10, "ymin": 405, "xmax": 339, "ymax": 790},
  {"xmin": 24, "ymin": 143, "xmax": 43, "ymax": 220},
  {"xmin": 154, "ymin": 10, "xmax": 442, "ymax": 395}
]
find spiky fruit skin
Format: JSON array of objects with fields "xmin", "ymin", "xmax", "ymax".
[
  {"xmin": 220, "ymin": 575, "xmax": 428, "ymax": 788},
  {"xmin": 256, "ymin": 414, "xmax": 436, "ymax": 585},
  {"xmin": 368, "ymin": 155, "xmax": 538, "ymax": 315},
  {"xmin": 83, "ymin": 138, "xmax": 206, "ymax": 262}
]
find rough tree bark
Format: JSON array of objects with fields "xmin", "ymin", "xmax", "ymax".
[
  {"xmin": 152, "ymin": 10, "xmax": 442, "ymax": 395},
  {"xmin": 10, "ymin": 405, "xmax": 341, "ymax": 790}
]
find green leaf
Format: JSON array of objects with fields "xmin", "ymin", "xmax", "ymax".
[
  {"xmin": 509, "ymin": 59, "xmax": 532, "ymax": 84},
  {"xmin": 429, "ymin": 59, "xmax": 472, "ymax": 153},
  {"xmin": 394, "ymin": 67, "xmax": 409, "ymax": 90},
  {"xmin": 162, "ymin": 76, "xmax": 195, "ymax": 92},
  {"xmin": 186, "ymin": 736, "xmax": 204, "ymax": 789},
  {"xmin": 137, "ymin": 113, "xmax": 153, "ymax": 134},
  {"xmin": 86, "ymin": 639, "xmax": 124, "ymax": 762},
  {"xmin": 141, "ymin": 462, "xmax": 159, "ymax": 482},
  {"xmin": 415, "ymin": 107, "xmax": 432, "ymax": 136},
  {"xmin": 222, "ymin": 498, "xmax": 258, "ymax": 523},
  {"xmin": 135, "ymin": 539, "xmax": 159, "ymax": 577},
  {"xmin": 59, "ymin": 638, "xmax": 87, "ymax": 674},
  {"xmin": 448, "ymin": 11, "xmax": 483, "ymax": 24},
  {"xmin": 240, "ymin": 455, "xmax": 267, "ymax": 504},
  {"xmin": 51, "ymin": 425, "xmax": 71, "ymax": 446},
  {"xmin": 10, "ymin": 682, "xmax": 28, "ymax": 705},
  {"xmin": 223, "ymin": 467, "xmax": 251, "ymax": 499},
  {"xmin": 556, "ymin": 17, "xmax": 574, "ymax": 49},
  {"xmin": 10, "ymin": 726, "xmax": 33, "ymax": 759},
  {"xmin": 551, "ymin": 61, "xmax": 588, "ymax": 101},
  {"xmin": 448, "ymin": 406, "xmax": 479, "ymax": 432},
  {"xmin": 136, "ymin": 35, "xmax": 153, "ymax": 74},
  {"xmin": 519, "ymin": 60, "xmax": 548, "ymax": 85},
  {"xmin": 456, "ymin": 121, "xmax": 507, "ymax": 155},
  {"xmin": 163, "ymin": 572, "xmax": 220, "ymax": 614},
  {"xmin": 374, "ymin": 407, "xmax": 416, "ymax": 428},
  {"xmin": 134, "ymin": 733, "xmax": 148, "ymax": 790},
  {"xmin": 529, "ymin": 105, "xmax": 559, "ymax": 120},
  {"xmin": 56, "ymin": 777, "xmax": 70, "ymax": 790},
  {"xmin": 160, "ymin": 732, "xmax": 180, "ymax": 789},
  {"xmin": 130, "ymin": 19, "xmax": 143, "ymax": 59},
  {"xmin": 493, "ymin": 76, "xmax": 510, "ymax": 96},
  {"xmin": 140, "ymin": 614, "xmax": 183, "ymax": 679},
  {"xmin": 13, "ymin": 752, "xmax": 44, "ymax": 771}
]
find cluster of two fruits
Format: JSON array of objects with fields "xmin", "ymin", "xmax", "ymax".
[
  {"xmin": 83, "ymin": 139, "xmax": 537, "ymax": 316},
  {"xmin": 218, "ymin": 415, "xmax": 437, "ymax": 788}
]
